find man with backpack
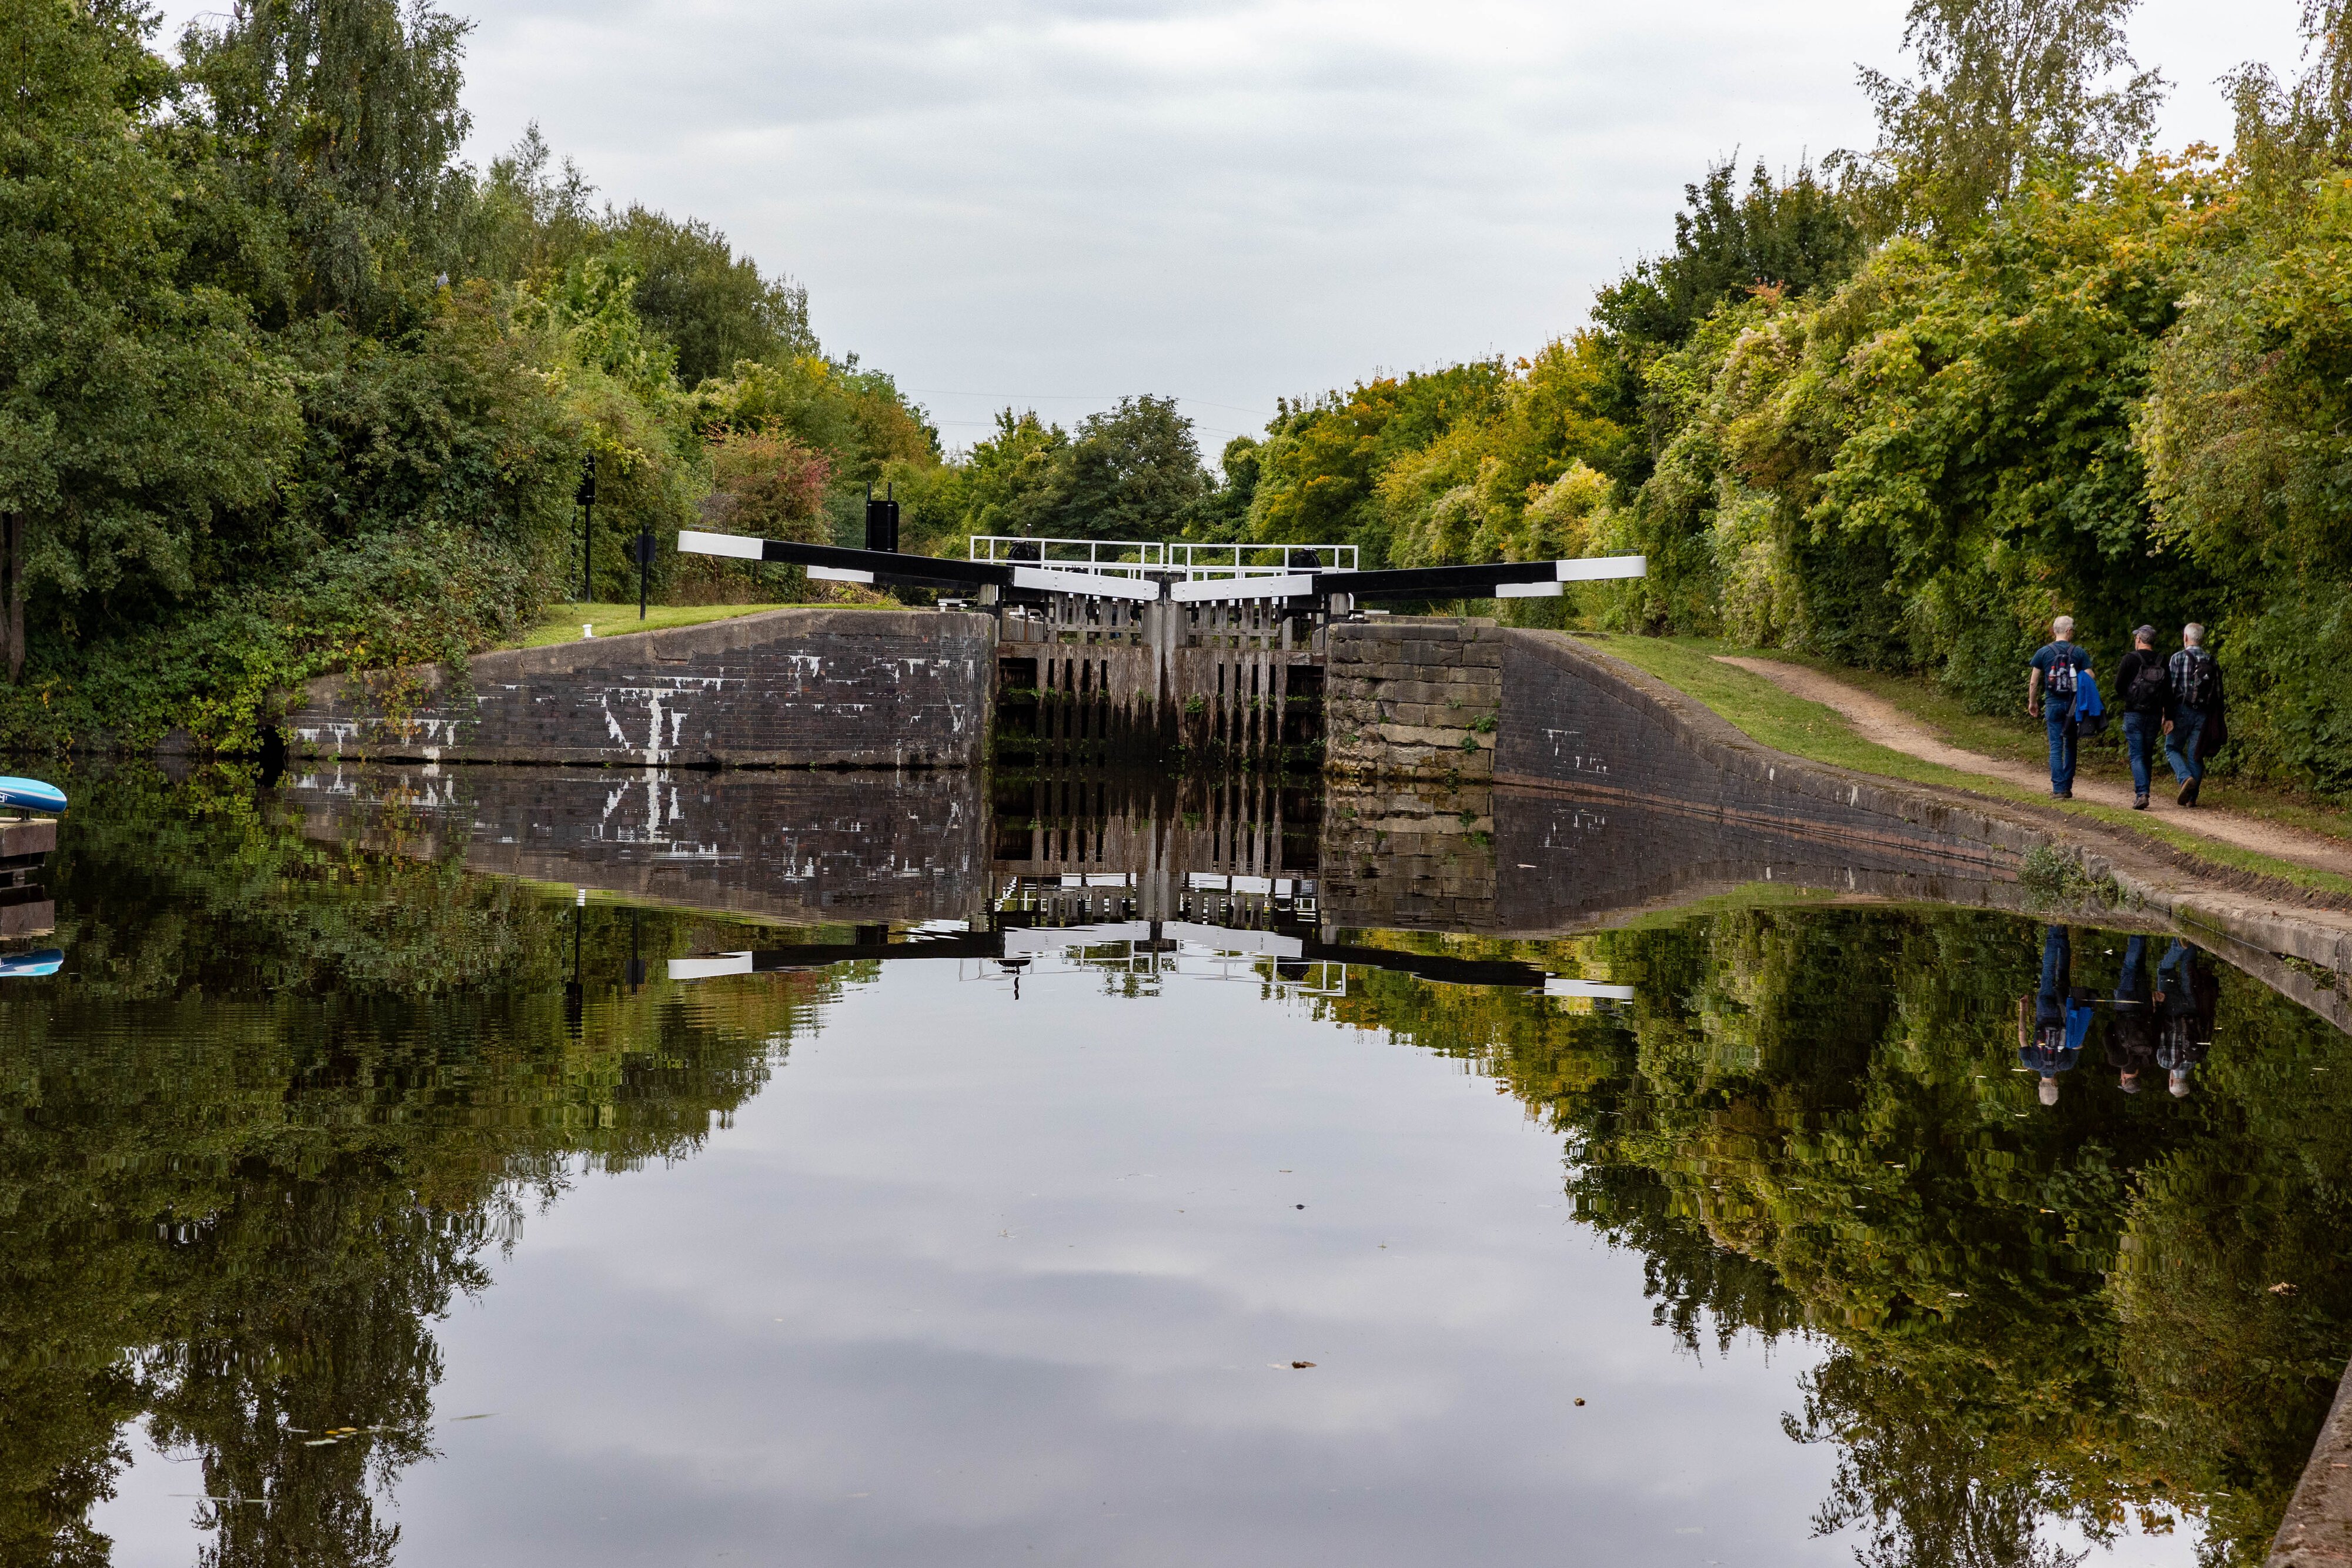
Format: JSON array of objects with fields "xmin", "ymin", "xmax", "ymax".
[
  {"xmin": 2162, "ymin": 624, "xmax": 2224, "ymax": 807},
  {"xmin": 2026, "ymin": 616, "xmax": 2094, "ymax": 800},
  {"xmin": 2113, "ymin": 626, "xmax": 2169, "ymax": 810}
]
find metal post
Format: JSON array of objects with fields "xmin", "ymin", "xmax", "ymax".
[
  {"xmin": 577, "ymin": 453, "xmax": 597, "ymax": 603},
  {"xmin": 565, "ymin": 887, "xmax": 586, "ymax": 1034},
  {"xmin": 637, "ymin": 529, "xmax": 654, "ymax": 619}
]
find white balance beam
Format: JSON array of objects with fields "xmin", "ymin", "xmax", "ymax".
[
  {"xmin": 1170, "ymin": 573, "xmax": 1317, "ymax": 603},
  {"xmin": 1010, "ymin": 566, "xmax": 1163, "ymax": 602},
  {"xmin": 677, "ymin": 529, "xmax": 761, "ymax": 560}
]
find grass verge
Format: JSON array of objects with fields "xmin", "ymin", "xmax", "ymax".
[
  {"xmin": 1576, "ymin": 632, "xmax": 2352, "ymax": 899},
  {"xmin": 502, "ymin": 602, "xmax": 828, "ymax": 651}
]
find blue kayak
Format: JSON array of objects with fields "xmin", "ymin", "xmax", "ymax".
[
  {"xmin": 0, "ymin": 777, "xmax": 65, "ymax": 813},
  {"xmin": 0, "ymin": 949, "xmax": 61, "ymax": 978}
]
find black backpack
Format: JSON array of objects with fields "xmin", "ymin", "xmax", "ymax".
[
  {"xmin": 2126, "ymin": 657, "xmax": 2170, "ymax": 710},
  {"xmin": 2171, "ymin": 650, "xmax": 2214, "ymax": 710}
]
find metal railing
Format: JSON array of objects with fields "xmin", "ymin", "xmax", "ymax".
[
  {"xmin": 1162, "ymin": 541, "xmax": 1356, "ymax": 576},
  {"xmin": 968, "ymin": 536, "xmax": 1355, "ymax": 580},
  {"xmin": 968, "ymin": 536, "xmax": 1164, "ymax": 577}
]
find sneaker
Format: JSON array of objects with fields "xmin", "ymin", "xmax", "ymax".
[
  {"xmin": 2177, "ymin": 779, "xmax": 2196, "ymax": 806},
  {"xmin": 2133, "ymin": 793, "xmax": 2148, "ymax": 810},
  {"xmin": 2186, "ymin": 778, "xmax": 2201, "ymax": 807}
]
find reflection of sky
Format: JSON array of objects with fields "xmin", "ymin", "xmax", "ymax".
[{"xmin": 96, "ymin": 960, "xmax": 2195, "ymax": 1566}]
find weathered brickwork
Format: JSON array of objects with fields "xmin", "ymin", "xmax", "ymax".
[
  {"xmin": 286, "ymin": 608, "xmax": 995, "ymax": 769},
  {"xmin": 290, "ymin": 763, "xmax": 988, "ymax": 925},
  {"xmin": 1322, "ymin": 618, "xmax": 1504, "ymax": 783},
  {"xmin": 1318, "ymin": 781, "xmax": 1497, "ymax": 932}
]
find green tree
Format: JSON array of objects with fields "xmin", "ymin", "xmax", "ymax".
[
  {"xmin": 1596, "ymin": 159, "xmax": 1862, "ymax": 353},
  {"xmin": 1834, "ymin": 0, "xmax": 2165, "ymax": 239},
  {"xmin": 605, "ymin": 205, "xmax": 816, "ymax": 386},
  {"xmin": 173, "ymin": 0, "xmax": 475, "ymax": 328},
  {"xmin": 1246, "ymin": 366, "xmax": 1509, "ymax": 564},
  {"xmin": 1180, "ymin": 435, "xmax": 1264, "ymax": 543},
  {"xmin": 0, "ymin": 0, "xmax": 299, "ymax": 681},
  {"xmin": 1058, "ymin": 394, "xmax": 1205, "ymax": 541},
  {"xmin": 2139, "ymin": 172, "xmax": 2352, "ymax": 792}
]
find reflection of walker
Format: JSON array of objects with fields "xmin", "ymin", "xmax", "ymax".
[
  {"xmin": 2155, "ymin": 939, "xmax": 2215, "ymax": 1098},
  {"xmin": 2017, "ymin": 925, "xmax": 2093, "ymax": 1105}
]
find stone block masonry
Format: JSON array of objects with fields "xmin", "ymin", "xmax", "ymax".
[
  {"xmin": 1318, "ymin": 781, "xmax": 1496, "ymax": 932},
  {"xmin": 1323, "ymin": 618, "xmax": 1503, "ymax": 783},
  {"xmin": 290, "ymin": 764, "xmax": 988, "ymax": 925},
  {"xmin": 285, "ymin": 608, "xmax": 995, "ymax": 769}
]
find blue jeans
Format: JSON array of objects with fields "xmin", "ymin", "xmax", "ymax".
[
  {"xmin": 2044, "ymin": 706, "xmax": 2078, "ymax": 794},
  {"xmin": 2122, "ymin": 711, "xmax": 2156, "ymax": 795},
  {"xmin": 2038, "ymin": 925, "xmax": 2070, "ymax": 1023},
  {"xmin": 2166, "ymin": 709, "xmax": 2206, "ymax": 784},
  {"xmin": 2114, "ymin": 934, "xmax": 2149, "ymax": 1005}
]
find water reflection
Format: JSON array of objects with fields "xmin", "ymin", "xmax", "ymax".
[
  {"xmin": 2019, "ymin": 925, "xmax": 2092, "ymax": 1104},
  {"xmin": 1, "ymin": 765, "xmax": 2346, "ymax": 1567}
]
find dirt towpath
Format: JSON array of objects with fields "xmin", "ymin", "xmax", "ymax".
[{"xmin": 1716, "ymin": 656, "xmax": 2352, "ymax": 882}]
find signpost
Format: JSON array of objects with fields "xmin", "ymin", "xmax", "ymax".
[{"xmin": 576, "ymin": 453, "xmax": 597, "ymax": 603}]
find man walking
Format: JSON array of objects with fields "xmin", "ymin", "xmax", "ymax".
[
  {"xmin": 2163, "ymin": 623, "xmax": 2223, "ymax": 807},
  {"xmin": 2114, "ymin": 626, "xmax": 2169, "ymax": 810},
  {"xmin": 2026, "ymin": 616, "xmax": 2093, "ymax": 800}
]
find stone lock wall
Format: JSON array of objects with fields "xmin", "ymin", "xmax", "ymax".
[
  {"xmin": 285, "ymin": 607, "xmax": 995, "ymax": 769},
  {"xmin": 1322, "ymin": 619, "xmax": 1504, "ymax": 783}
]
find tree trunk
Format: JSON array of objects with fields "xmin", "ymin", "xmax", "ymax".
[{"xmin": 2, "ymin": 513, "xmax": 24, "ymax": 684}]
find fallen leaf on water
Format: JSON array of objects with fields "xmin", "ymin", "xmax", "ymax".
[
  {"xmin": 2269, "ymin": 1282, "xmax": 2298, "ymax": 1294},
  {"xmin": 1291, "ymin": 1361, "xmax": 1315, "ymax": 1370},
  {"xmin": 1574, "ymin": 1398, "xmax": 1586, "ymax": 1407},
  {"xmin": 1294, "ymin": 1203, "xmax": 1305, "ymax": 1210},
  {"xmin": 302, "ymin": 1439, "xmax": 336, "ymax": 1447}
]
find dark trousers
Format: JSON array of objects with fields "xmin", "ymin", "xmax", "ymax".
[{"xmin": 2122, "ymin": 711, "xmax": 2156, "ymax": 795}]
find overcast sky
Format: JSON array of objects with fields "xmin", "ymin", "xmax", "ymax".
[{"xmin": 156, "ymin": 0, "xmax": 2310, "ymax": 455}]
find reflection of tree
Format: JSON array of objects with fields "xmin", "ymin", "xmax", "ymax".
[
  {"xmin": 1327, "ymin": 906, "xmax": 2352, "ymax": 1566},
  {"xmin": 1796, "ymin": 1356, "xmax": 2089, "ymax": 1568},
  {"xmin": 1, "ymin": 768, "xmax": 848, "ymax": 1566}
]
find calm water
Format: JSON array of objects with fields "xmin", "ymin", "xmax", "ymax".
[{"xmin": 5, "ymin": 765, "xmax": 2350, "ymax": 1567}]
